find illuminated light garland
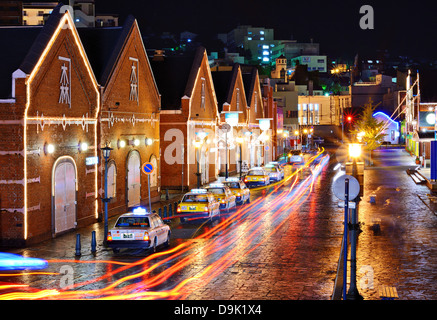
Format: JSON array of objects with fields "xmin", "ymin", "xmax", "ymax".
[{"xmin": 23, "ymin": 11, "xmax": 100, "ymax": 239}]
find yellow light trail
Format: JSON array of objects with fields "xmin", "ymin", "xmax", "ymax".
[{"xmin": 0, "ymin": 150, "xmax": 330, "ymax": 300}]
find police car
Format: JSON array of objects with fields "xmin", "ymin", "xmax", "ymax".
[
  {"xmin": 223, "ymin": 177, "xmax": 251, "ymax": 205},
  {"xmin": 176, "ymin": 189, "xmax": 221, "ymax": 222},
  {"xmin": 263, "ymin": 164, "xmax": 284, "ymax": 182},
  {"xmin": 205, "ymin": 183, "xmax": 237, "ymax": 212},
  {"xmin": 244, "ymin": 167, "xmax": 270, "ymax": 187},
  {"xmin": 107, "ymin": 207, "xmax": 171, "ymax": 254}
]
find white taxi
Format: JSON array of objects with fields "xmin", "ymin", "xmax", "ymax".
[
  {"xmin": 107, "ymin": 207, "xmax": 170, "ymax": 254},
  {"xmin": 264, "ymin": 164, "xmax": 284, "ymax": 182}
]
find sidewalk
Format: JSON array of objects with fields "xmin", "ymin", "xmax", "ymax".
[
  {"xmin": 6, "ymin": 175, "xmax": 238, "ymax": 260},
  {"xmin": 354, "ymin": 147, "xmax": 437, "ymax": 300},
  {"xmin": 6, "ymin": 193, "xmax": 185, "ymax": 260}
]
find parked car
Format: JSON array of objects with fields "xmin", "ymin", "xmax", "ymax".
[
  {"xmin": 263, "ymin": 164, "xmax": 284, "ymax": 182},
  {"xmin": 205, "ymin": 183, "xmax": 237, "ymax": 212},
  {"xmin": 223, "ymin": 178, "xmax": 251, "ymax": 205},
  {"xmin": 288, "ymin": 152, "xmax": 304, "ymax": 165},
  {"xmin": 176, "ymin": 188, "xmax": 221, "ymax": 222},
  {"xmin": 107, "ymin": 207, "xmax": 171, "ymax": 254},
  {"xmin": 244, "ymin": 167, "xmax": 270, "ymax": 187}
]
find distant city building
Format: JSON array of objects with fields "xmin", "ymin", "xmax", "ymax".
[
  {"xmin": 0, "ymin": 0, "xmax": 23, "ymax": 25},
  {"xmin": 281, "ymin": 39, "xmax": 320, "ymax": 62},
  {"xmin": 1, "ymin": 0, "xmax": 118, "ymax": 28},
  {"xmin": 226, "ymin": 25, "xmax": 281, "ymax": 65},
  {"xmin": 22, "ymin": 2, "xmax": 58, "ymax": 26},
  {"xmin": 95, "ymin": 13, "xmax": 119, "ymax": 27},
  {"xmin": 350, "ymin": 74, "xmax": 399, "ymax": 114},
  {"xmin": 290, "ymin": 55, "xmax": 327, "ymax": 73}
]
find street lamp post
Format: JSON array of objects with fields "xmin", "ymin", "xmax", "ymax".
[
  {"xmin": 101, "ymin": 145, "xmax": 113, "ymax": 246},
  {"xmin": 347, "ymin": 143, "xmax": 363, "ymax": 300},
  {"xmin": 236, "ymin": 136, "xmax": 244, "ymax": 180},
  {"xmin": 193, "ymin": 140, "xmax": 203, "ymax": 189}
]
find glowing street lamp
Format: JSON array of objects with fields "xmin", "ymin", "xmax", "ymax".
[
  {"xmin": 236, "ymin": 136, "xmax": 244, "ymax": 180},
  {"xmin": 349, "ymin": 144, "xmax": 362, "ymax": 159}
]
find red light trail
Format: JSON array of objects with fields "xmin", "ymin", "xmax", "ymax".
[{"xmin": 0, "ymin": 151, "xmax": 330, "ymax": 300}]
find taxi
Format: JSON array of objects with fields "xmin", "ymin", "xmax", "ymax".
[
  {"xmin": 244, "ymin": 167, "xmax": 270, "ymax": 188},
  {"xmin": 205, "ymin": 183, "xmax": 237, "ymax": 212},
  {"xmin": 223, "ymin": 177, "xmax": 250, "ymax": 205},
  {"xmin": 263, "ymin": 164, "xmax": 284, "ymax": 182},
  {"xmin": 107, "ymin": 207, "xmax": 171, "ymax": 254},
  {"xmin": 176, "ymin": 189, "xmax": 220, "ymax": 222}
]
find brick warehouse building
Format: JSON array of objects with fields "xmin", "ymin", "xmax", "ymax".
[
  {"xmin": 0, "ymin": 6, "xmax": 100, "ymax": 246},
  {"xmin": 79, "ymin": 15, "xmax": 161, "ymax": 218},
  {"xmin": 211, "ymin": 64, "xmax": 250, "ymax": 176},
  {"xmin": 242, "ymin": 67, "xmax": 267, "ymax": 168},
  {"xmin": 151, "ymin": 47, "xmax": 220, "ymax": 191}
]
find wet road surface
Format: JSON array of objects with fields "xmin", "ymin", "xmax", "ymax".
[{"xmin": 1, "ymin": 147, "xmax": 435, "ymax": 300}]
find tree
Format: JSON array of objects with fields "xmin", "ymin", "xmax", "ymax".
[{"xmin": 350, "ymin": 99, "xmax": 386, "ymax": 165}]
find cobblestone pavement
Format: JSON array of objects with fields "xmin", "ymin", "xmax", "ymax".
[
  {"xmin": 2, "ymin": 147, "xmax": 435, "ymax": 301},
  {"xmin": 353, "ymin": 147, "xmax": 437, "ymax": 300}
]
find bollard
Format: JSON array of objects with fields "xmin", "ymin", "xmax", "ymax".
[
  {"xmin": 163, "ymin": 205, "xmax": 167, "ymax": 218},
  {"xmin": 168, "ymin": 203, "xmax": 172, "ymax": 217},
  {"xmin": 75, "ymin": 234, "xmax": 81, "ymax": 256},
  {"xmin": 91, "ymin": 231, "xmax": 96, "ymax": 254},
  {"xmin": 158, "ymin": 207, "xmax": 162, "ymax": 218},
  {"xmin": 174, "ymin": 202, "xmax": 178, "ymax": 214}
]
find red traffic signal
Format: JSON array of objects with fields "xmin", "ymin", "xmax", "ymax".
[{"xmin": 347, "ymin": 116, "xmax": 352, "ymax": 122}]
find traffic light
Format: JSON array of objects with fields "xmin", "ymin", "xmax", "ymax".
[{"xmin": 347, "ymin": 116, "xmax": 353, "ymax": 123}]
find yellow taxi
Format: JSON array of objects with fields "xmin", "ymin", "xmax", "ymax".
[
  {"xmin": 204, "ymin": 183, "xmax": 236, "ymax": 212},
  {"xmin": 176, "ymin": 189, "xmax": 220, "ymax": 222},
  {"xmin": 223, "ymin": 177, "xmax": 250, "ymax": 205},
  {"xmin": 244, "ymin": 167, "xmax": 270, "ymax": 188}
]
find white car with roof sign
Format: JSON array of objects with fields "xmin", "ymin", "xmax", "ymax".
[{"xmin": 107, "ymin": 207, "xmax": 170, "ymax": 254}]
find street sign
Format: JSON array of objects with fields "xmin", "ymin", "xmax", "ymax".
[
  {"xmin": 221, "ymin": 123, "xmax": 231, "ymax": 132},
  {"xmin": 337, "ymin": 201, "xmax": 356, "ymax": 209},
  {"xmin": 332, "ymin": 174, "xmax": 360, "ymax": 201},
  {"xmin": 142, "ymin": 162, "xmax": 154, "ymax": 175}
]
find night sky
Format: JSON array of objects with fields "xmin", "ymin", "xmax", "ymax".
[{"xmin": 92, "ymin": 0, "xmax": 437, "ymax": 62}]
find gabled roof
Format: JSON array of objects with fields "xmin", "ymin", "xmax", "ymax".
[
  {"xmin": 78, "ymin": 15, "xmax": 136, "ymax": 87},
  {"xmin": 150, "ymin": 46, "xmax": 206, "ymax": 110},
  {"xmin": 242, "ymin": 67, "xmax": 258, "ymax": 106},
  {"xmin": 211, "ymin": 64, "xmax": 240, "ymax": 112},
  {"xmin": 0, "ymin": 3, "xmax": 65, "ymax": 98}
]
